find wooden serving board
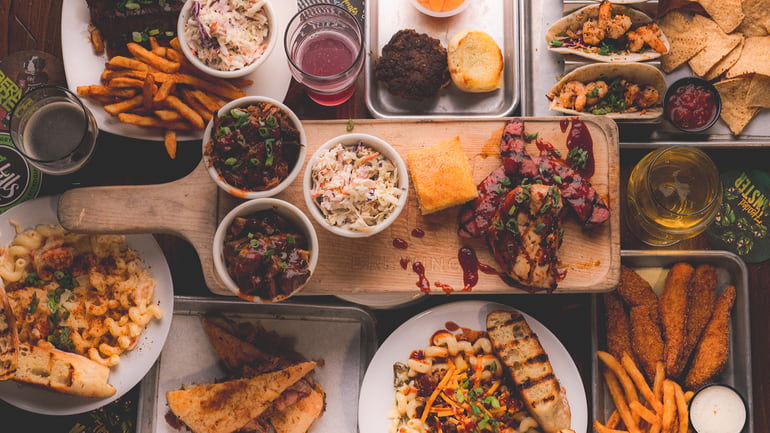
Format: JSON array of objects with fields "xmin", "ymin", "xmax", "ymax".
[{"xmin": 58, "ymin": 118, "xmax": 621, "ymax": 296}]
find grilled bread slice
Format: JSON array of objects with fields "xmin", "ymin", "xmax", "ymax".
[
  {"xmin": 486, "ymin": 310, "xmax": 571, "ymax": 433},
  {"xmin": 270, "ymin": 383, "xmax": 326, "ymax": 433},
  {"xmin": 14, "ymin": 343, "xmax": 116, "ymax": 397},
  {"xmin": 166, "ymin": 361, "xmax": 316, "ymax": 433},
  {"xmin": 0, "ymin": 283, "xmax": 18, "ymax": 380}
]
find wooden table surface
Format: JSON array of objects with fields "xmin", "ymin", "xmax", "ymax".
[{"xmin": 3, "ymin": 1, "xmax": 770, "ymax": 432}]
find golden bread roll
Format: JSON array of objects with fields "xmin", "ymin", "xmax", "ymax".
[
  {"xmin": 447, "ymin": 30, "xmax": 504, "ymax": 93},
  {"xmin": 406, "ymin": 136, "xmax": 478, "ymax": 215}
]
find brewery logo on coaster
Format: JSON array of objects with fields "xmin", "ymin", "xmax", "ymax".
[
  {"xmin": 0, "ymin": 51, "xmax": 66, "ymax": 131},
  {"xmin": 0, "ymin": 133, "xmax": 42, "ymax": 212},
  {"xmin": 707, "ymin": 169, "xmax": 770, "ymax": 263}
]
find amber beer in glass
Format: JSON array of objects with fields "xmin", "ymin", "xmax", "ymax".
[{"xmin": 626, "ymin": 146, "xmax": 722, "ymax": 246}]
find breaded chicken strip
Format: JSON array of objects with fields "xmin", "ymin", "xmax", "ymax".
[
  {"xmin": 629, "ymin": 302, "xmax": 665, "ymax": 382},
  {"xmin": 603, "ymin": 291, "xmax": 634, "ymax": 362},
  {"xmin": 660, "ymin": 262, "xmax": 694, "ymax": 379},
  {"xmin": 684, "ymin": 285, "xmax": 736, "ymax": 390},
  {"xmin": 617, "ymin": 266, "xmax": 658, "ymax": 307},
  {"xmin": 676, "ymin": 264, "xmax": 717, "ymax": 375}
]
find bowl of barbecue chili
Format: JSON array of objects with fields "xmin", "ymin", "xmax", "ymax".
[
  {"xmin": 203, "ymin": 96, "xmax": 306, "ymax": 199},
  {"xmin": 213, "ymin": 198, "xmax": 319, "ymax": 303},
  {"xmin": 664, "ymin": 77, "xmax": 722, "ymax": 133}
]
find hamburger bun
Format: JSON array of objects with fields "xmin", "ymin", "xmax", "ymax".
[{"xmin": 447, "ymin": 30, "xmax": 504, "ymax": 93}]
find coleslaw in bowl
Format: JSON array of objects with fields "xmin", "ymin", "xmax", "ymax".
[
  {"xmin": 177, "ymin": 0, "xmax": 276, "ymax": 78},
  {"xmin": 303, "ymin": 133, "xmax": 408, "ymax": 238}
]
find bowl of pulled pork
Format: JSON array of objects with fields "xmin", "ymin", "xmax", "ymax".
[
  {"xmin": 203, "ymin": 96, "xmax": 306, "ymax": 199},
  {"xmin": 213, "ymin": 197, "xmax": 318, "ymax": 303}
]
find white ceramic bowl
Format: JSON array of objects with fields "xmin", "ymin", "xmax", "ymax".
[
  {"xmin": 213, "ymin": 198, "xmax": 319, "ymax": 303},
  {"xmin": 303, "ymin": 133, "xmax": 409, "ymax": 238},
  {"xmin": 177, "ymin": 0, "xmax": 277, "ymax": 79},
  {"xmin": 409, "ymin": 0, "xmax": 470, "ymax": 18},
  {"xmin": 202, "ymin": 95, "xmax": 306, "ymax": 199}
]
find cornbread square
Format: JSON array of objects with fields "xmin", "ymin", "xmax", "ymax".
[{"xmin": 406, "ymin": 136, "xmax": 478, "ymax": 215}]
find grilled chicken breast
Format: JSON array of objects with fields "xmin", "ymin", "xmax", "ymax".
[
  {"xmin": 487, "ymin": 183, "xmax": 565, "ymax": 290},
  {"xmin": 486, "ymin": 310, "xmax": 571, "ymax": 433}
]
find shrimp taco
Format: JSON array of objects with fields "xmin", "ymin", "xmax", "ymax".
[
  {"xmin": 546, "ymin": 62, "xmax": 667, "ymax": 120},
  {"xmin": 546, "ymin": 0, "xmax": 670, "ymax": 62}
]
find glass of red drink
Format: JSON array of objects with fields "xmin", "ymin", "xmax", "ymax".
[{"xmin": 284, "ymin": 5, "xmax": 364, "ymax": 106}]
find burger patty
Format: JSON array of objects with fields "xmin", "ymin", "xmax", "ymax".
[{"xmin": 374, "ymin": 29, "xmax": 450, "ymax": 100}]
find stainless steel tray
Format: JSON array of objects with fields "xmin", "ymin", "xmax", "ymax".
[
  {"xmin": 591, "ymin": 250, "xmax": 753, "ymax": 433},
  {"xmin": 365, "ymin": 0, "xmax": 519, "ymax": 119},
  {"xmin": 136, "ymin": 296, "xmax": 378, "ymax": 433},
  {"xmin": 521, "ymin": 0, "xmax": 770, "ymax": 147}
]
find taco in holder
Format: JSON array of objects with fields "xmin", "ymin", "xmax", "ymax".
[
  {"xmin": 546, "ymin": 0, "xmax": 670, "ymax": 62},
  {"xmin": 546, "ymin": 62, "xmax": 667, "ymax": 120}
]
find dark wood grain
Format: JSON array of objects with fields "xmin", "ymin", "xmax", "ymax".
[{"xmin": 3, "ymin": 2, "xmax": 768, "ymax": 433}]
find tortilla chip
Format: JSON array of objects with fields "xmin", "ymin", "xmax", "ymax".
[
  {"xmin": 658, "ymin": 0, "xmax": 698, "ymax": 16},
  {"xmin": 696, "ymin": 0, "xmax": 745, "ymax": 33},
  {"xmin": 726, "ymin": 36, "xmax": 770, "ymax": 77},
  {"xmin": 659, "ymin": 11, "xmax": 706, "ymax": 72},
  {"xmin": 687, "ymin": 15, "xmax": 744, "ymax": 76},
  {"xmin": 703, "ymin": 38, "xmax": 744, "ymax": 81},
  {"xmin": 746, "ymin": 74, "xmax": 770, "ymax": 107},
  {"xmin": 737, "ymin": 0, "xmax": 770, "ymax": 37},
  {"xmin": 714, "ymin": 77, "xmax": 760, "ymax": 135}
]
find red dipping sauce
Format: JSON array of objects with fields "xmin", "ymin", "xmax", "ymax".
[{"xmin": 665, "ymin": 82, "xmax": 719, "ymax": 131}]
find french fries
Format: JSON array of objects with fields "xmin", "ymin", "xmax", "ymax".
[
  {"xmin": 78, "ymin": 37, "xmax": 248, "ymax": 158},
  {"xmin": 595, "ymin": 351, "xmax": 691, "ymax": 433}
]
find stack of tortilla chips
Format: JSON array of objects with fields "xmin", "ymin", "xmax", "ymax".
[{"xmin": 658, "ymin": 0, "xmax": 770, "ymax": 135}]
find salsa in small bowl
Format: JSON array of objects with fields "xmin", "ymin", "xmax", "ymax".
[
  {"xmin": 213, "ymin": 198, "xmax": 319, "ymax": 303},
  {"xmin": 664, "ymin": 77, "xmax": 722, "ymax": 133},
  {"xmin": 203, "ymin": 96, "xmax": 306, "ymax": 199}
]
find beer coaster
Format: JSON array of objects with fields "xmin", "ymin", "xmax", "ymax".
[
  {"xmin": 706, "ymin": 169, "xmax": 770, "ymax": 263},
  {"xmin": 0, "ymin": 133, "xmax": 42, "ymax": 213},
  {"xmin": 0, "ymin": 51, "xmax": 66, "ymax": 132}
]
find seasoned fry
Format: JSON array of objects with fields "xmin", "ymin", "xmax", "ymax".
[
  {"xmin": 127, "ymin": 42, "xmax": 181, "ymax": 73},
  {"xmin": 653, "ymin": 360, "xmax": 665, "ymax": 402},
  {"xmin": 629, "ymin": 400, "xmax": 660, "ymax": 427},
  {"xmin": 621, "ymin": 352, "xmax": 662, "ymax": 413},
  {"xmin": 672, "ymin": 381, "xmax": 688, "ymax": 433},
  {"xmin": 154, "ymin": 79, "xmax": 175, "ymax": 102},
  {"xmin": 660, "ymin": 262, "xmax": 694, "ymax": 378},
  {"xmin": 175, "ymin": 74, "xmax": 246, "ymax": 100},
  {"xmin": 164, "ymin": 130, "xmax": 177, "ymax": 159},
  {"xmin": 598, "ymin": 351, "xmax": 640, "ymax": 404},
  {"xmin": 661, "ymin": 380, "xmax": 676, "ymax": 433},
  {"xmin": 603, "ymin": 369, "xmax": 641, "ymax": 433},
  {"xmin": 191, "ymin": 89, "xmax": 222, "ymax": 112},
  {"xmin": 229, "ymin": 77, "xmax": 255, "ymax": 88},
  {"xmin": 107, "ymin": 56, "xmax": 150, "ymax": 71},
  {"xmin": 154, "ymin": 110, "xmax": 183, "ymax": 121},
  {"xmin": 143, "ymin": 73, "xmax": 156, "ymax": 110},
  {"xmin": 165, "ymin": 47, "xmax": 184, "ymax": 63},
  {"xmin": 166, "ymin": 95, "xmax": 205, "ymax": 129},
  {"xmin": 77, "ymin": 85, "xmax": 137, "ymax": 98},
  {"xmin": 593, "ymin": 419, "xmax": 630, "ymax": 433},
  {"xmin": 606, "ymin": 410, "xmax": 621, "ymax": 429},
  {"xmin": 181, "ymin": 89, "xmax": 213, "ymax": 122},
  {"xmin": 89, "ymin": 26, "xmax": 105, "ymax": 54},
  {"xmin": 149, "ymin": 36, "xmax": 160, "ymax": 51},
  {"xmin": 104, "ymin": 95, "xmax": 144, "ymax": 115},
  {"xmin": 117, "ymin": 113, "xmax": 194, "ymax": 130},
  {"xmin": 109, "ymin": 77, "xmax": 145, "ymax": 88}
]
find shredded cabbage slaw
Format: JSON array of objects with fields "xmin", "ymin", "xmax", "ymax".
[
  {"xmin": 184, "ymin": 0, "xmax": 270, "ymax": 71},
  {"xmin": 310, "ymin": 142, "xmax": 402, "ymax": 232}
]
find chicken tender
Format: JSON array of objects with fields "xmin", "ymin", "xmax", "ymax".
[
  {"xmin": 660, "ymin": 262, "xmax": 694, "ymax": 379},
  {"xmin": 677, "ymin": 264, "xmax": 717, "ymax": 375},
  {"xmin": 684, "ymin": 285, "xmax": 736, "ymax": 390},
  {"xmin": 603, "ymin": 291, "xmax": 634, "ymax": 362},
  {"xmin": 629, "ymin": 302, "xmax": 665, "ymax": 382},
  {"xmin": 617, "ymin": 265, "xmax": 658, "ymax": 306}
]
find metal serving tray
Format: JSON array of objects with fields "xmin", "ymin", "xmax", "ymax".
[
  {"xmin": 365, "ymin": 0, "xmax": 519, "ymax": 119},
  {"xmin": 521, "ymin": 0, "xmax": 770, "ymax": 147},
  {"xmin": 136, "ymin": 296, "xmax": 378, "ymax": 433},
  {"xmin": 591, "ymin": 250, "xmax": 753, "ymax": 433}
]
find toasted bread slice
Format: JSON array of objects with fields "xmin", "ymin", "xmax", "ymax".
[
  {"xmin": 270, "ymin": 383, "xmax": 326, "ymax": 433},
  {"xmin": 166, "ymin": 361, "xmax": 316, "ymax": 433},
  {"xmin": 0, "ymin": 283, "xmax": 18, "ymax": 380},
  {"xmin": 14, "ymin": 343, "xmax": 116, "ymax": 397},
  {"xmin": 486, "ymin": 310, "xmax": 571, "ymax": 433},
  {"xmin": 202, "ymin": 315, "xmax": 282, "ymax": 373}
]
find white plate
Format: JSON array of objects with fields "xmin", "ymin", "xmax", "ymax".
[
  {"xmin": 0, "ymin": 195, "xmax": 174, "ymax": 415},
  {"xmin": 358, "ymin": 300, "xmax": 588, "ymax": 433},
  {"xmin": 60, "ymin": 0, "xmax": 297, "ymax": 142}
]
